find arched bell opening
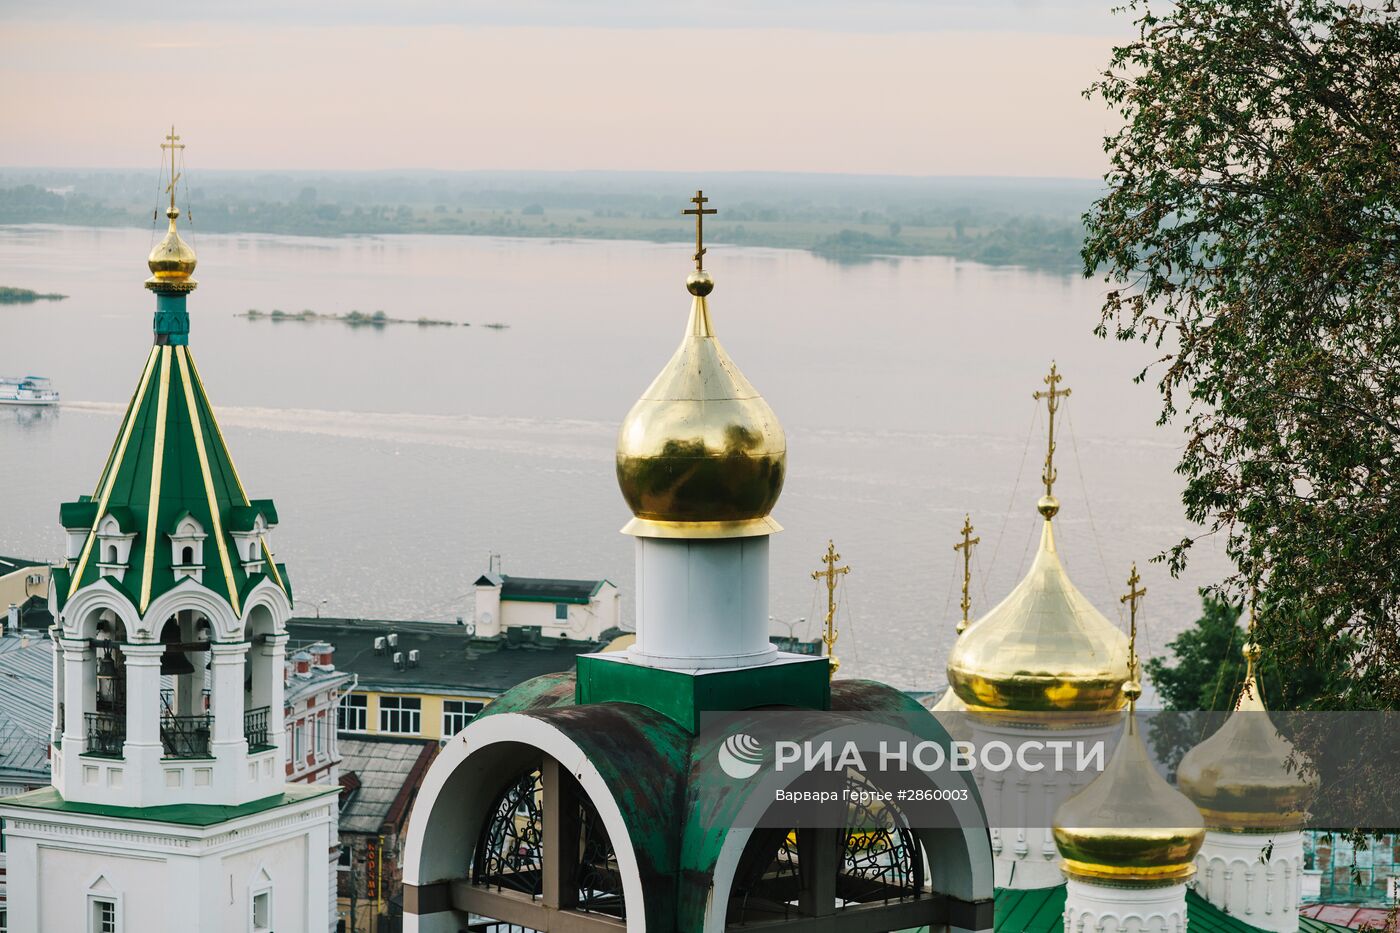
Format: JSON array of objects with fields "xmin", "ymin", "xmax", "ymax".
[
  {"xmin": 464, "ymin": 756, "xmax": 628, "ymax": 931},
  {"xmin": 82, "ymin": 612, "xmax": 129, "ymax": 755},
  {"xmin": 155, "ymin": 611, "xmax": 214, "ymax": 757},
  {"xmin": 243, "ymin": 603, "xmax": 279, "ymax": 751}
]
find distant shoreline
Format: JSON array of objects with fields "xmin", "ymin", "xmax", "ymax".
[
  {"xmin": 0, "ymin": 175, "xmax": 1091, "ymax": 274},
  {"xmin": 0, "ymin": 285, "xmax": 67, "ymax": 304},
  {"xmin": 236, "ymin": 308, "xmax": 509, "ymax": 330}
]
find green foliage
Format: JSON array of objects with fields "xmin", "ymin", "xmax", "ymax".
[
  {"xmin": 1145, "ymin": 593, "xmax": 1343, "ymax": 775},
  {"xmin": 1083, "ymin": 0, "xmax": 1400, "ymax": 709}
]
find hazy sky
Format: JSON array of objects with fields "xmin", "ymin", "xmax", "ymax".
[{"xmin": 0, "ymin": 1, "xmax": 1128, "ymax": 177}]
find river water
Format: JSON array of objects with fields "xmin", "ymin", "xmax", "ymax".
[{"xmin": 0, "ymin": 224, "xmax": 1229, "ymax": 690}]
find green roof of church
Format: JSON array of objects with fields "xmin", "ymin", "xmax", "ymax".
[
  {"xmin": 57, "ymin": 343, "xmax": 287, "ymax": 617},
  {"xmin": 993, "ymin": 886, "xmax": 1356, "ymax": 933}
]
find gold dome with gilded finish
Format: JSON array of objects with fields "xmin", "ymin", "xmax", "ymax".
[
  {"xmin": 146, "ymin": 206, "xmax": 199, "ymax": 291},
  {"xmin": 946, "ymin": 518, "xmax": 1130, "ymax": 717},
  {"xmin": 616, "ymin": 266, "xmax": 786, "ymax": 538},
  {"xmin": 1176, "ymin": 634, "xmax": 1316, "ymax": 831},
  {"xmin": 1053, "ymin": 710, "xmax": 1207, "ymax": 885}
]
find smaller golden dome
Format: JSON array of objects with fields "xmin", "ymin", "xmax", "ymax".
[
  {"xmin": 1054, "ymin": 711, "xmax": 1206, "ymax": 885},
  {"xmin": 146, "ymin": 208, "xmax": 198, "ymax": 292},
  {"xmin": 616, "ymin": 272, "xmax": 786, "ymax": 538},
  {"xmin": 946, "ymin": 517, "xmax": 1130, "ymax": 718},
  {"xmin": 1176, "ymin": 634, "xmax": 1316, "ymax": 831}
]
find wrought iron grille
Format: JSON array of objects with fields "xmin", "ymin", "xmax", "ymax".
[
  {"xmin": 160, "ymin": 713, "xmax": 213, "ymax": 758},
  {"xmin": 244, "ymin": 705, "xmax": 271, "ymax": 748},
  {"xmin": 473, "ymin": 770, "xmax": 545, "ymax": 895},
  {"xmin": 84, "ymin": 711, "xmax": 125, "ymax": 756},
  {"xmin": 577, "ymin": 794, "xmax": 625, "ymax": 918}
]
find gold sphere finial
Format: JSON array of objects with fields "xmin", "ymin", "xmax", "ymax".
[
  {"xmin": 1037, "ymin": 494, "xmax": 1060, "ymax": 519},
  {"xmin": 146, "ymin": 126, "xmax": 197, "ymax": 293},
  {"xmin": 686, "ymin": 269, "xmax": 714, "ymax": 297},
  {"xmin": 955, "ymin": 619, "xmax": 968, "ymax": 636},
  {"xmin": 1123, "ymin": 679, "xmax": 1143, "ymax": 701},
  {"xmin": 1243, "ymin": 640, "xmax": 1262, "ymax": 663}
]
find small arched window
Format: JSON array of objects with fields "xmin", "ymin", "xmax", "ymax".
[
  {"xmin": 181, "ymin": 545, "xmax": 194, "ymax": 565},
  {"xmin": 106, "ymin": 545, "xmax": 118, "ymax": 563}
]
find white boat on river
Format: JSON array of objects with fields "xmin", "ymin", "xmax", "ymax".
[{"xmin": 0, "ymin": 376, "xmax": 60, "ymax": 406}]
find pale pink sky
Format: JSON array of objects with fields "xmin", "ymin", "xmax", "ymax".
[{"xmin": 0, "ymin": 16, "xmax": 1121, "ymax": 177}]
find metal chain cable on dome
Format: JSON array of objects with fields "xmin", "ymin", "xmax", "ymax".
[
  {"xmin": 179, "ymin": 144, "xmax": 195, "ymax": 248},
  {"xmin": 941, "ymin": 534, "xmax": 959, "ymax": 622},
  {"xmin": 149, "ymin": 144, "xmax": 166, "ymax": 247},
  {"xmin": 838, "ymin": 574, "xmax": 860, "ymax": 664},
  {"xmin": 986, "ymin": 401, "xmax": 1040, "ymax": 580},
  {"xmin": 972, "ymin": 547, "xmax": 990, "ymax": 608},
  {"xmin": 1064, "ymin": 400, "xmax": 1119, "ymax": 617}
]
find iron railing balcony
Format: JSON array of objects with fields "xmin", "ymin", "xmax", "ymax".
[
  {"xmin": 84, "ymin": 711, "xmax": 126, "ymax": 757},
  {"xmin": 244, "ymin": 706, "xmax": 272, "ymax": 750},
  {"xmin": 160, "ymin": 713, "xmax": 213, "ymax": 758}
]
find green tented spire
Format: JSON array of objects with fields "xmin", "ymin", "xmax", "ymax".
[{"xmin": 52, "ymin": 186, "xmax": 289, "ymax": 617}]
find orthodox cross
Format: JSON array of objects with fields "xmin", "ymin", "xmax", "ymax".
[
  {"xmin": 953, "ymin": 514, "xmax": 979, "ymax": 634},
  {"xmin": 161, "ymin": 125, "xmax": 185, "ymax": 214},
  {"xmin": 1032, "ymin": 362, "xmax": 1072, "ymax": 499},
  {"xmin": 1120, "ymin": 562, "xmax": 1147, "ymax": 680},
  {"xmin": 811, "ymin": 539, "xmax": 850, "ymax": 678},
  {"xmin": 682, "ymin": 190, "xmax": 716, "ymax": 271}
]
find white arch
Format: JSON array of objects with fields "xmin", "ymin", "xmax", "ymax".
[
  {"xmin": 143, "ymin": 577, "xmax": 240, "ymax": 642},
  {"xmin": 403, "ymin": 712, "xmax": 648, "ymax": 933},
  {"xmin": 701, "ymin": 719, "xmax": 994, "ymax": 933},
  {"xmin": 62, "ymin": 580, "xmax": 140, "ymax": 641},
  {"xmin": 240, "ymin": 578, "xmax": 292, "ymax": 637}
]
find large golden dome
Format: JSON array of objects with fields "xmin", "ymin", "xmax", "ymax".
[
  {"xmin": 946, "ymin": 506, "xmax": 1130, "ymax": 718},
  {"xmin": 1054, "ymin": 708, "xmax": 1206, "ymax": 884},
  {"xmin": 146, "ymin": 206, "xmax": 198, "ymax": 292},
  {"xmin": 616, "ymin": 269, "xmax": 786, "ymax": 538},
  {"xmin": 1176, "ymin": 637, "xmax": 1316, "ymax": 831}
]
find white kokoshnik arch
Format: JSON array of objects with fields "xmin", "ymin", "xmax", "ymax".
[
  {"xmin": 239, "ymin": 577, "xmax": 292, "ymax": 636},
  {"xmin": 60, "ymin": 579, "xmax": 140, "ymax": 641},
  {"xmin": 143, "ymin": 576, "xmax": 241, "ymax": 642}
]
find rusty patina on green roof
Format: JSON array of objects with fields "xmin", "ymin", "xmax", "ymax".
[{"xmin": 58, "ymin": 343, "xmax": 287, "ymax": 616}]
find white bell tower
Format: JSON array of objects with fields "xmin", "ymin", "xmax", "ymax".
[{"xmin": 0, "ymin": 130, "xmax": 337, "ymax": 933}]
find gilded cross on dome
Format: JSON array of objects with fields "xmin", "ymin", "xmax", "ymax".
[
  {"xmin": 682, "ymin": 190, "xmax": 717, "ymax": 271},
  {"xmin": 953, "ymin": 514, "xmax": 979, "ymax": 634},
  {"xmin": 1120, "ymin": 562, "xmax": 1147, "ymax": 704},
  {"xmin": 811, "ymin": 540, "xmax": 850, "ymax": 679},
  {"xmin": 1032, "ymin": 361, "xmax": 1072, "ymax": 514},
  {"xmin": 161, "ymin": 125, "xmax": 185, "ymax": 215}
]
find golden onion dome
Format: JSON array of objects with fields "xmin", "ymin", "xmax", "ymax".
[
  {"xmin": 946, "ymin": 504, "xmax": 1130, "ymax": 718},
  {"xmin": 146, "ymin": 207, "xmax": 198, "ymax": 292},
  {"xmin": 616, "ymin": 269, "xmax": 786, "ymax": 538},
  {"xmin": 1176, "ymin": 636, "xmax": 1316, "ymax": 831},
  {"xmin": 1053, "ymin": 696, "xmax": 1206, "ymax": 885}
]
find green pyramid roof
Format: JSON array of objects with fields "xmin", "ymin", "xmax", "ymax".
[{"xmin": 58, "ymin": 344, "xmax": 288, "ymax": 617}]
